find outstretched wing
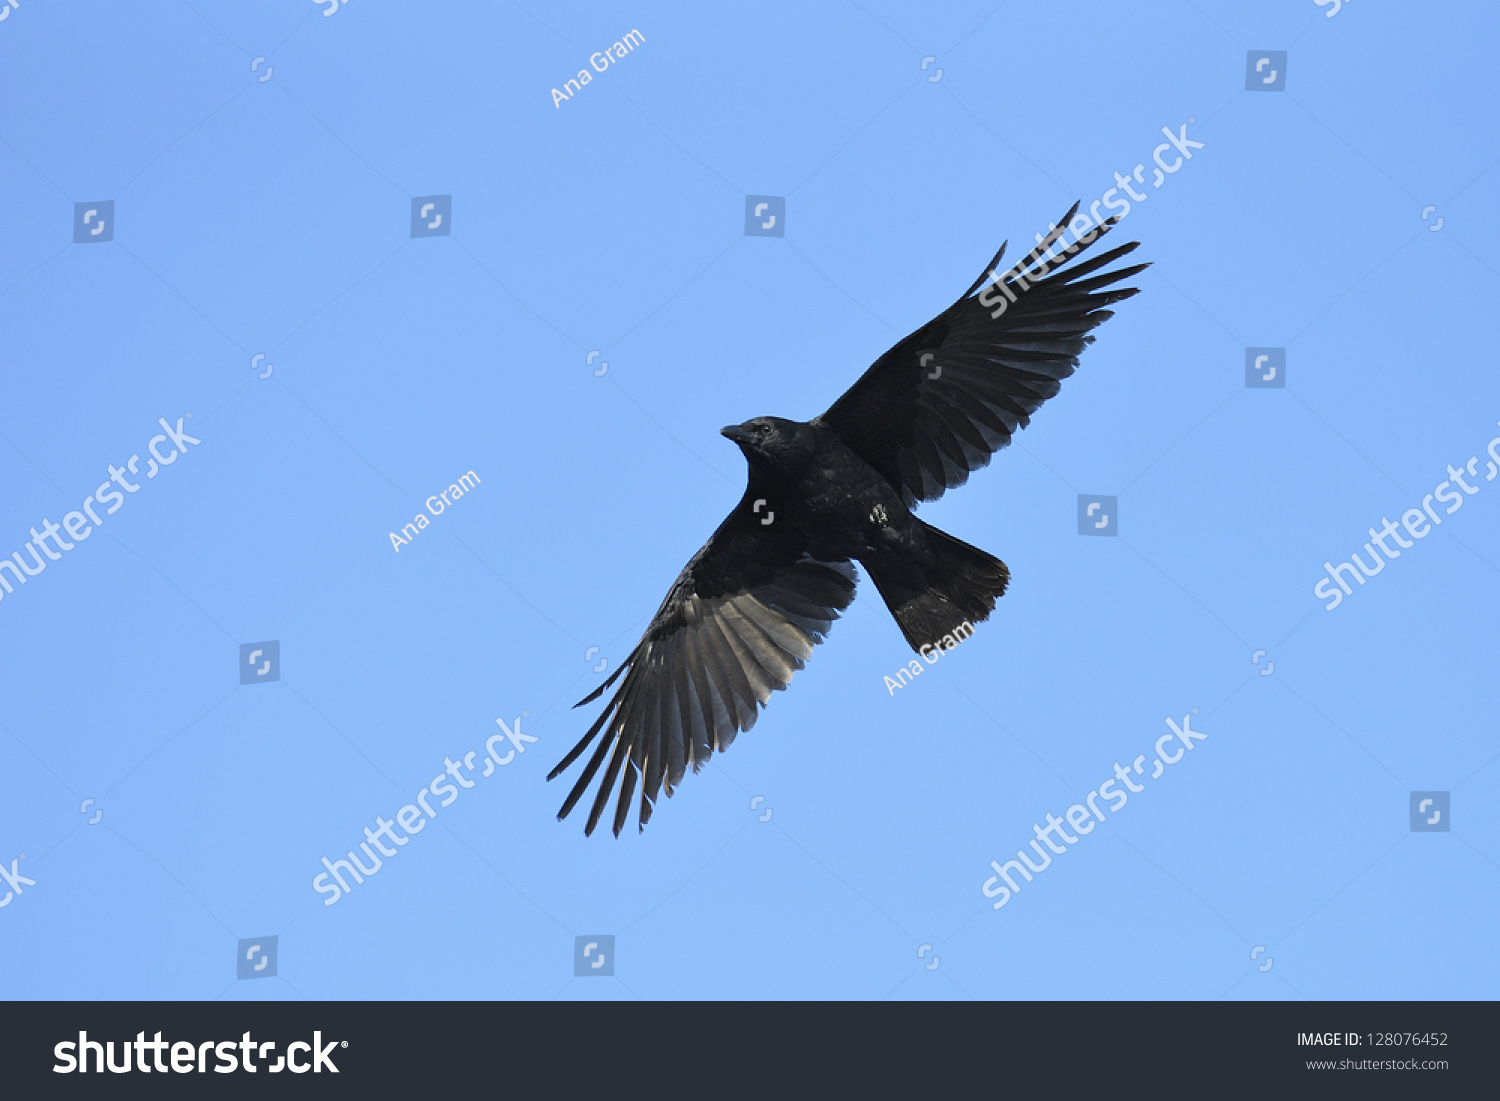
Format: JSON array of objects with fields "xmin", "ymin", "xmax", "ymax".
[
  {"xmin": 548, "ymin": 496, "xmax": 856, "ymax": 837},
  {"xmin": 813, "ymin": 204, "xmax": 1147, "ymax": 507}
]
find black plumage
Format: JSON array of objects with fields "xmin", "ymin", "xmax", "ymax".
[{"xmin": 549, "ymin": 205, "xmax": 1147, "ymax": 836}]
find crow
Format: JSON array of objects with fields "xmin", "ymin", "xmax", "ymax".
[{"xmin": 550, "ymin": 203, "xmax": 1147, "ymax": 836}]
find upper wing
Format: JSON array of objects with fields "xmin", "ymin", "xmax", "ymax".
[
  {"xmin": 548, "ymin": 496, "xmax": 856, "ymax": 837},
  {"xmin": 813, "ymin": 204, "xmax": 1147, "ymax": 507}
]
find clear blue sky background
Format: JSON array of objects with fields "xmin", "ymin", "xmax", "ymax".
[{"xmin": 1, "ymin": 1, "xmax": 1496, "ymax": 1001}]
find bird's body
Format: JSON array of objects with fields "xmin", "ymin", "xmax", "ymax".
[
  {"xmin": 731, "ymin": 417, "xmax": 914, "ymax": 563},
  {"xmin": 721, "ymin": 416, "xmax": 1007, "ymax": 650},
  {"xmin": 551, "ymin": 206, "xmax": 1147, "ymax": 835}
]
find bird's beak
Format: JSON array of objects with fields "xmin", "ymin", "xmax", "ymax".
[{"xmin": 720, "ymin": 424, "xmax": 751, "ymax": 445}]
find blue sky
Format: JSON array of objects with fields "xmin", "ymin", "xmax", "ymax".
[{"xmin": 1, "ymin": 0, "xmax": 1497, "ymax": 1001}]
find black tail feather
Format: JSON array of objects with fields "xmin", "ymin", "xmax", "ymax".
[{"xmin": 865, "ymin": 521, "xmax": 1009, "ymax": 652}]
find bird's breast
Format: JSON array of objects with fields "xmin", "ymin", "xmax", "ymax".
[{"xmin": 790, "ymin": 460, "xmax": 913, "ymax": 557}]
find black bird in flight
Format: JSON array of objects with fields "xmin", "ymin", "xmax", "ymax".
[{"xmin": 550, "ymin": 204, "xmax": 1146, "ymax": 836}]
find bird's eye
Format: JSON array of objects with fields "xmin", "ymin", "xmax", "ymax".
[{"xmin": 757, "ymin": 423, "xmax": 771, "ymax": 436}]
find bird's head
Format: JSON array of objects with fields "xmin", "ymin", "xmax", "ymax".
[{"xmin": 720, "ymin": 416, "xmax": 814, "ymax": 476}]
